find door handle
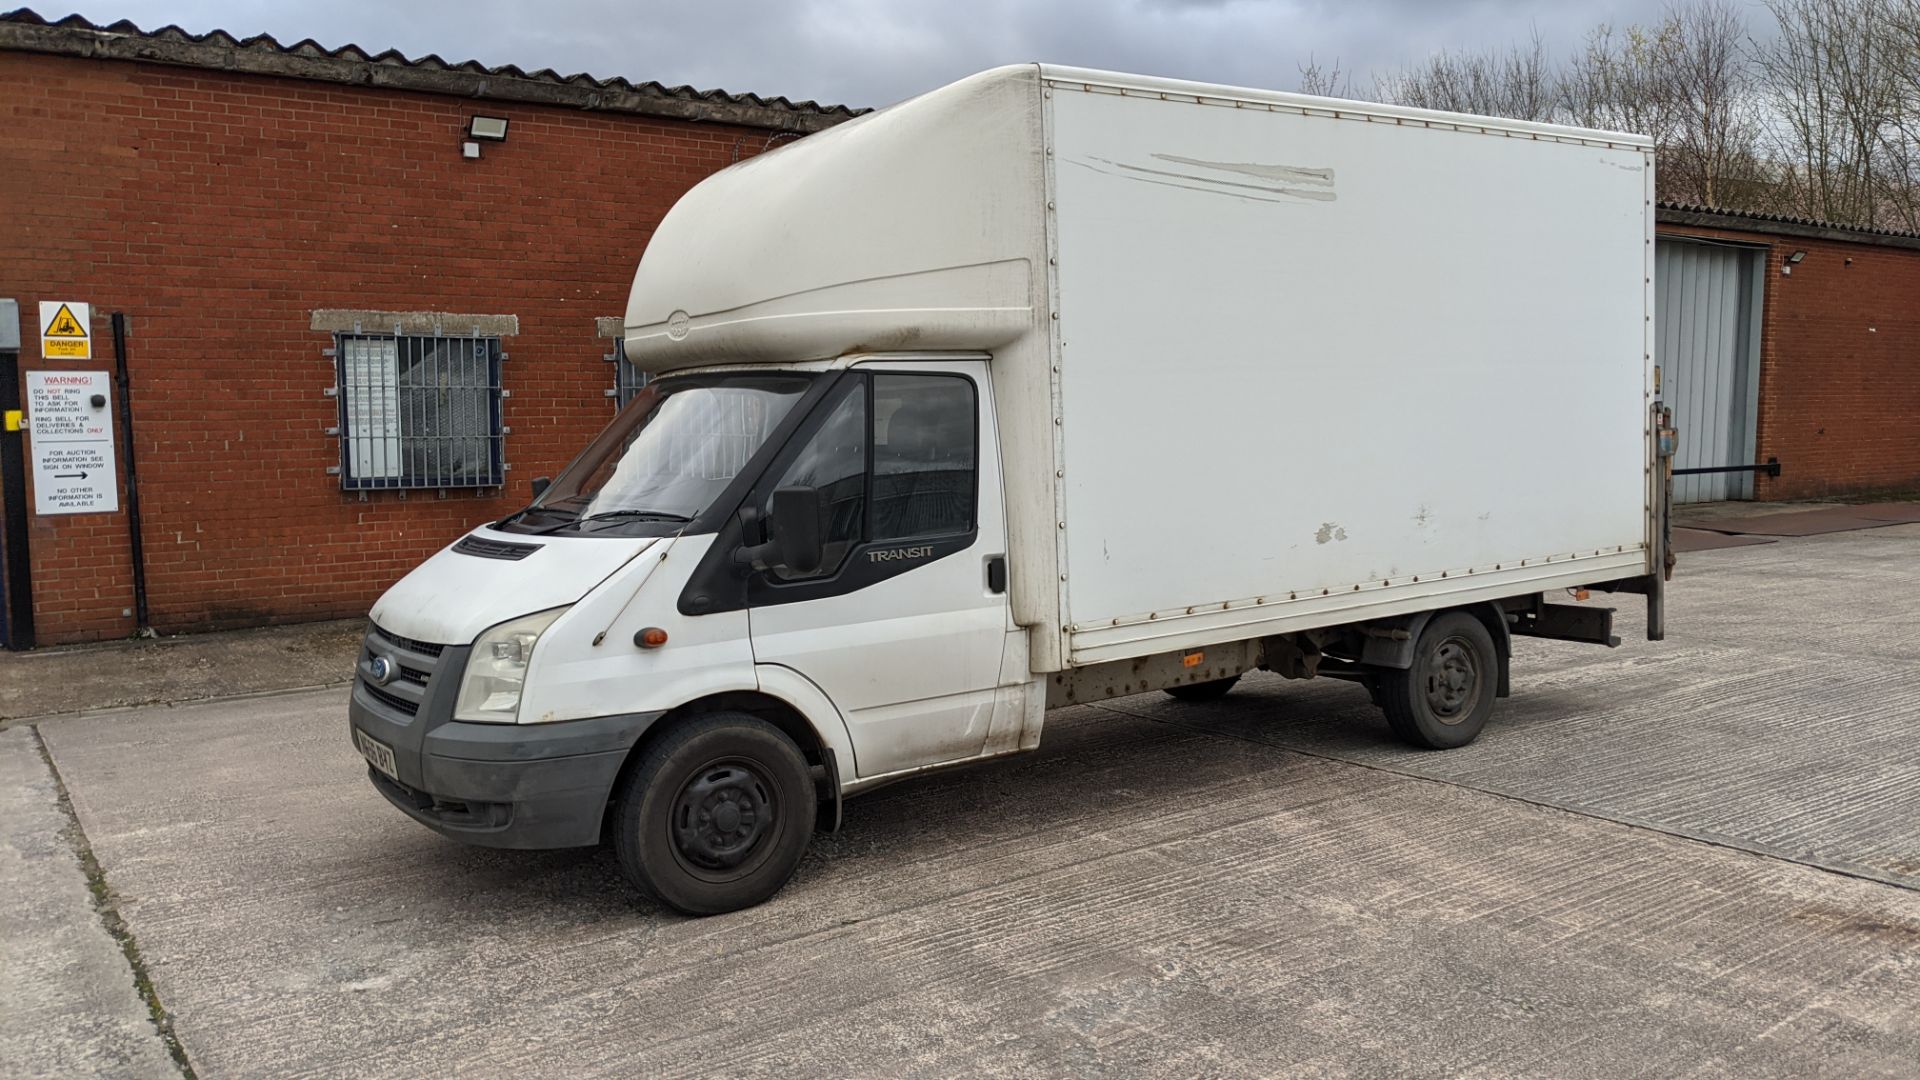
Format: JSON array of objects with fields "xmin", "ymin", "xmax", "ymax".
[{"xmin": 985, "ymin": 555, "xmax": 1007, "ymax": 595}]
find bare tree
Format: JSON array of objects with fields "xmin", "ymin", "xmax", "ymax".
[
  {"xmin": 1374, "ymin": 32, "xmax": 1560, "ymax": 121},
  {"xmin": 1561, "ymin": 22, "xmax": 1678, "ymax": 144},
  {"xmin": 1555, "ymin": 4, "xmax": 1766, "ymax": 207},
  {"xmin": 1753, "ymin": 0, "xmax": 1905, "ymax": 225},
  {"xmin": 1288, "ymin": 0, "xmax": 1920, "ymax": 226},
  {"xmin": 1877, "ymin": 0, "xmax": 1920, "ymax": 227},
  {"xmin": 1296, "ymin": 54, "xmax": 1352, "ymax": 98},
  {"xmin": 1664, "ymin": 1, "xmax": 1767, "ymax": 207}
]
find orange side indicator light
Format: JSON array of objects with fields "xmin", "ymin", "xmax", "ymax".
[
  {"xmin": 635, "ymin": 627, "xmax": 670, "ymax": 649},
  {"xmin": 1181, "ymin": 651, "xmax": 1204, "ymax": 668},
  {"xmin": 1571, "ymin": 589, "xmax": 1590, "ymax": 602}
]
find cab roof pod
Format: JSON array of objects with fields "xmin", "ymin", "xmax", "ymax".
[{"xmin": 621, "ymin": 64, "xmax": 1049, "ymax": 373}]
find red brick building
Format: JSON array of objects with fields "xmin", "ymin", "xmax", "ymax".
[
  {"xmin": 1658, "ymin": 206, "xmax": 1920, "ymax": 503},
  {"xmin": 2, "ymin": 12, "xmax": 1916, "ymax": 647},
  {"xmin": 0, "ymin": 12, "xmax": 854, "ymax": 646}
]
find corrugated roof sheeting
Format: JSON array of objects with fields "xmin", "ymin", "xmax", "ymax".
[
  {"xmin": 0, "ymin": 8, "xmax": 867, "ymax": 133},
  {"xmin": 1658, "ymin": 201, "xmax": 1920, "ymax": 249}
]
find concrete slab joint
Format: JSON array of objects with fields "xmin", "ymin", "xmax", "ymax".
[
  {"xmin": 0, "ymin": 728, "xmax": 181, "ymax": 1079},
  {"xmin": 309, "ymin": 310, "xmax": 519, "ymax": 338}
]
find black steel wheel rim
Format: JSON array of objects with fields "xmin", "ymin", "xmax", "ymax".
[
  {"xmin": 669, "ymin": 756, "xmax": 779, "ymax": 878},
  {"xmin": 1424, "ymin": 636, "xmax": 1481, "ymax": 724}
]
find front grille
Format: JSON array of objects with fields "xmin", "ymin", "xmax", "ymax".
[
  {"xmin": 372, "ymin": 624, "xmax": 446, "ymax": 658},
  {"xmin": 362, "ymin": 622, "xmax": 449, "ymax": 720},
  {"xmin": 362, "ymin": 681, "xmax": 420, "ymax": 716},
  {"xmin": 453, "ymin": 535, "xmax": 543, "ymax": 561}
]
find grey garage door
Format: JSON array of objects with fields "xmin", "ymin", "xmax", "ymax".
[{"xmin": 1656, "ymin": 238, "xmax": 1764, "ymax": 503}]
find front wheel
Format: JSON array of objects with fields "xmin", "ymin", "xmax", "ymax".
[
  {"xmin": 612, "ymin": 712, "xmax": 815, "ymax": 915},
  {"xmin": 1378, "ymin": 612, "xmax": 1498, "ymax": 750}
]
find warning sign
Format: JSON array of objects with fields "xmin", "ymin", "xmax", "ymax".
[
  {"xmin": 39, "ymin": 300, "xmax": 92, "ymax": 359},
  {"xmin": 25, "ymin": 370, "xmax": 119, "ymax": 515}
]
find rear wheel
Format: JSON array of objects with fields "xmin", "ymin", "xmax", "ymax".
[
  {"xmin": 1165, "ymin": 676, "xmax": 1240, "ymax": 703},
  {"xmin": 1378, "ymin": 612, "xmax": 1497, "ymax": 750},
  {"xmin": 612, "ymin": 712, "xmax": 814, "ymax": 915}
]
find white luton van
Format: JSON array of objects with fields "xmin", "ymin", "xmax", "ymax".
[{"xmin": 349, "ymin": 65, "xmax": 1670, "ymax": 914}]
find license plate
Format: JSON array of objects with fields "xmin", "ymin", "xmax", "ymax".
[{"xmin": 353, "ymin": 728, "xmax": 400, "ymax": 782}]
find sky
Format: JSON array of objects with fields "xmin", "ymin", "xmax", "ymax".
[{"xmin": 51, "ymin": 0, "xmax": 1710, "ymax": 110}]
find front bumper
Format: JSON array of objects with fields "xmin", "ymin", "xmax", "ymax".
[{"xmin": 348, "ymin": 624, "xmax": 659, "ymax": 849}]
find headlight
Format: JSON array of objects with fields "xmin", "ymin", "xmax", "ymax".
[{"xmin": 454, "ymin": 607, "xmax": 568, "ymax": 723}]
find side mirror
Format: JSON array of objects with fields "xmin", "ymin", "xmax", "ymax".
[
  {"xmin": 769, "ymin": 486, "xmax": 823, "ymax": 575},
  {"xmin": 732, "ymin": 487, "xmax": 825, "ymax": 575},
  {"xmin": 529, "ymin": 476, "xmax": 552, "ymax": 500}
]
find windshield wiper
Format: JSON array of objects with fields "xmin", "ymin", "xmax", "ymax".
[
  {"xmin": 531, "ymin": 508, "xmax": 691, "ymax": 535},
  {"xmin": 496, "ymin": 505, "xmax": 572, "ymax": 529}
]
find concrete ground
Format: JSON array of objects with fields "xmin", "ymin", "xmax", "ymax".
[
  {"xmin": 0, "ymin": 619, "xmax": 362, "ymax": 723},
  {"xmin": 5, "ymin": 521, "xmax": 1919, "ymax": 1077},
  {"xmin": 0, "ymin": 728, "xmax": 177, "ymax": 1079}
]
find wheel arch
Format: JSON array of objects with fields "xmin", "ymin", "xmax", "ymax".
[
  {"xmin": 1456, "ymin": 602, "xmax": 1512, "ymax": 698},
  {"xmin": 1360, "ymin": 601, "xmax": 1512, "ymax": 697},
  {"xmin": 603, "ymin": 673, "xmax": 854, "ymax": 841}
]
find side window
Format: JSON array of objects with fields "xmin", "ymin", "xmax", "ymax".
[
  {"xmin": 871, "ymin": 374, "xmax": 976, "ymax": 542},
  {"xmin": 766, "ymin": 383, "xmax": 866, "ymax": 580}
]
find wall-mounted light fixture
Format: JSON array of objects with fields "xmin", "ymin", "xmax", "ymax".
[
  {"xmin": 1783, "ymin": 249, "xmax": 1806, "ymax": 275},
  {"xmin": 469, "ymin": 116, "xmax": 509, "ymax": 142},
  {"xmin": 1788, "ymin": 250, "xmax": 1806, "ymax": 264}
]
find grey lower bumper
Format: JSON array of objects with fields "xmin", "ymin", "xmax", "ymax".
[{"xmin": 350, "ymin": 690, "xmax": 660, "ymax": 849}]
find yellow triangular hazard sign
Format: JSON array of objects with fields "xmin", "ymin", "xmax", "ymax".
[{"xmin": 45, "ymin": 304, "xmax": 87, "ymax": 338}]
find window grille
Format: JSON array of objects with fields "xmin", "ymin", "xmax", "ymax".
[
  {"xmin": 334, "ymin": 334, "xmax": 504, "ymax": 490},
  {"xmin": 607, "ymin": 337, "xmax": 647, "ymax": 408}
]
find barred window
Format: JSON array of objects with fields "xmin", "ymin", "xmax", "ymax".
[
  {"xmin": 609, "ymin": 337, "xmax": 647, "ymax": 408},
  {"xmin": 335, "ymin": 334, "xmax": 504, "ymax": 490}
]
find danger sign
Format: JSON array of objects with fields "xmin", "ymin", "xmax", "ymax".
[{"xmin": 39, "ymin": 300, "xmax": 92, "ymax": 359}]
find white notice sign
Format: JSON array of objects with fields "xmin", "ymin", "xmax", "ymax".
[{"xmin": 26, "ymin": 370, "xmax": 120, "ymax": 515}]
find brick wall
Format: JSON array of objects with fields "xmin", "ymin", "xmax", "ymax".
[
  {"xmin": 1757, "ymin": 237, "xmax": 1920, "ymax": 500},
  {"xmin": 1661, "ymin": 222, "xmax": 1920, "ymax": 502},
  {"xmin": 1, "ymin": 51, "xmax": 777, "ymax": 643}
]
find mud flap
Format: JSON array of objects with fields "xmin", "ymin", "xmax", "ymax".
[{"xmin": 816, "ymin": 746, "xmax": 843, "ymax": 833}]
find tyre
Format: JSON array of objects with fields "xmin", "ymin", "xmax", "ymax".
[
  {"xmin": 1164, "ymin": 676, "xmax": 1240, "ymax": 702},
  {"xmin": 612, "ymin": 712, "xmax": 815, "ymax": 915},
  {"xmin": 1378, "ymin": 612, "xmax": 1498, "ymax": 750}
]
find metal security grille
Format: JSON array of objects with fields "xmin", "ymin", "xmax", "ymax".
[
  {"xmin": 335, "ymin": 335, "xmax": 505, "ymax": 490},
  {"xmin": 607, "ymin": 338, "xmax": 647, "ymax": 408}
]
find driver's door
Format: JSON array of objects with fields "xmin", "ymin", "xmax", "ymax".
[{"xmin": 746, "ymin": 361, "xmax": 1012, "ymax": 778}]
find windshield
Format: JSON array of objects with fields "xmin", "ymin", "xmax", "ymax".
[{"xmin": 500, "ymin": 373, "xmax": 814, "ymax": 535}]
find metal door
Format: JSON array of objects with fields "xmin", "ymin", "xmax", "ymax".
[
  {"xmin": 1656, "ymin": 239, "xmax": 1764, "ymax": 502},
  {"xmin": 747, "ymin": 360, "xmax": 1013, "ymax": 779}
]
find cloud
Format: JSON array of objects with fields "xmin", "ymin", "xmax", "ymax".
[{"xmin": 58, "ymin": 0, "xmax": 1687, "ymax": 108}]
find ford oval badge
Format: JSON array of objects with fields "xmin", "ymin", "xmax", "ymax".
[{"xmin": 368, "ymin": 655, "xmax": 395, "ymax": 686}]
